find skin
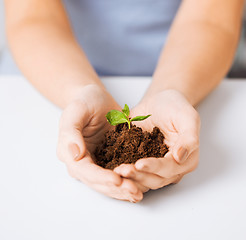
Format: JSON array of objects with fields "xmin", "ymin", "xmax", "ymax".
[
  {"xmin": 114, "ymin": 90, "xmax": 200, "ymax": 192},
  {"xmin": 4, "ymin": 0, "xmax": 244, "ymax": 202}
]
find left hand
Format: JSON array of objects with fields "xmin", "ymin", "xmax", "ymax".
[
  {"xmin": 114, "ymin": 89, "xmax": 200, "ymax": 192},
  {"xmin": 57, "ymin": 85, "xmax": 144, "ymax": 202}
]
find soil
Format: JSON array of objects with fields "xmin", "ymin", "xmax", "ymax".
[{"xmin": 94, "ymin": 123, "xmax": 168, "ymax": 170}]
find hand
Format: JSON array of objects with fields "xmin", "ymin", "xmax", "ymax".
[
  {"xmin": 114, "ymin": 89, "xmax": 200, "ymax": 191},
  {"xmin": 56, "ymin": 84, "xmax": 144, "ymax": 202}
]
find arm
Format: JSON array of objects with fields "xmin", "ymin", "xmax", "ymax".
[
  {"xmin": 5, "ymin": 0, "xmax": 144, "ymax": 202},
  {"xmin": 5, "ymin": 0, "xmax": 103, "ymax": 108},
  {"xmin": 115, "ymin": 0, "xmax": 244, "ymax": 191},
  {"xmin": 146, "ymin": 0, "xmax": 244, "ymax": 106}
]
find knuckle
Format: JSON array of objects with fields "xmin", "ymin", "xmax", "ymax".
[
  {"xmin": 125, "ymin": 166, "xmax": 135, "ymax": 176},
  {"xmin": 187, "ymin": 135, "xmax": 200, "ymax": 149},
  {"xmin": 185, "ymin": 158, "xmax": 199, "ymax": 175},
  {"xmin": 107, "ymin": 174, "xmax": 120, "ymax": 186},
  {"xmin": 173, "ymin": 174, "xmax": 183, "ymax": 184},
  {"xmin": 123, "ymin": 180, "xmax": 138, "ymax": 194},
  {"xmin": 56, "ymin": 140, "xmax": 71, "ymax": 164},
  {"xmin": 67, "ymin": 166, "xmax": 76, "ymax": 178},
  {"xmin": 136, "ymin": 160, "xmax": 149, "ymax": 171},
  {"xmin": 191, "ymin": 158, "xmax": 199, "ymax": 171},
  {"xmin": 56, "ymin": 146, "xmax": 64, "ymax": 163},
  {"xmin": 141, "ymin": 162, "xmax": 149, "ymax": 170},
  {"xmin": 135, "ymin": 194, "xmax": 143, "ymax": 202}
]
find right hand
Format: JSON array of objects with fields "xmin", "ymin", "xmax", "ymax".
[{"xmin": 56, "ymin": 84, "xmax": 145, "ymax": 202}]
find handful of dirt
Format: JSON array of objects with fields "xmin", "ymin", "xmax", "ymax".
[{"xmin": 94, "ymin": 123, "xmax": 168, "ymax": 170}]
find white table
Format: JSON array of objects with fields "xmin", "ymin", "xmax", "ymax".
[{"xmin": 0, "ymin": 76, "xmax": 246, "ymax": 240}]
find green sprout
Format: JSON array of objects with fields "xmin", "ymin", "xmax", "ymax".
[{"xmin": 106, "ymin": 104, "xmax": 151, "ymax": 129}]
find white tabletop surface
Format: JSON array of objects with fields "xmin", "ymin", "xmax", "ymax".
[{"xmin": 0, "ymin": 76, "xmax": 246, "ymax": 240}]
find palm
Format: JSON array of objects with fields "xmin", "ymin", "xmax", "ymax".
[
  {"xmin": 131, "ymin": 102, "xmax": 179, "ymax": 153},
  {"xmin": 82, "ymin": 112, "xmax": 112, "ymax": 154},
  {"xmin": 57, "ymin": 85, "xmax": 145, "ymax": 202},
  {"xmin": 112, "ymin": 90, "xmax": 200, "ymax": 191},
  {"xmin": 72, "ymin": 85, "xmax": 121, "ymax": 154},
  {"xmin": 131, "ymin": 90, "xmax": 200, "ymax": 158}
]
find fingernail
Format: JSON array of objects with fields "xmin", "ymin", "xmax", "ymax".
[
  {"xmin": 130, "ymin": 186, "xmax": 139, "ymax": 195},
  {"xmin": 132, "ymin": 194, "xmax": 142, "ymax": 203},
  {"xmin": 69, "ymin": 143, "xmax": 81, "ymax": 161},
  {"xmin": 124, "ymin": 187, "xmax": 138, "ymax": 195},
  {"xmin": 173, "ymin": 174, "xmax": 183, "ymax": 184},
  {"xmin": 124, "ymin": 168, "xmax": 135, "ymax": 178},
  {"xmin": 130, "ymin": 199, "xmax": 137, "ymax": 203},
  {"xmin": 129, "ymin": 194, "xmax": 139, "ymax": 203},
  {"xmin": 177, "ymin": 147, "xmax": 188, "ymax": 163}
]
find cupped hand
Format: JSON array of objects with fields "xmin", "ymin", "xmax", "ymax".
[
  {"xmin": 56, "ymin": 84, "xmax": 144, "ymax": 202},
  {"xmin": 114, "ymin": 89, "xmax": 200, "ymax": 191}
]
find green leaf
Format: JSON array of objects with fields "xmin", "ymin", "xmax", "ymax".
[
  {"xmin": 106, "ymin": 110, "xmax": 128, "ymax": 126},
  {"xmin": 130, "ymin": 115, "xmax": 151, "ymax": 122},
  {"xmin": 122, "ymin": 104, "xmax": 130, "ymax": 117}
]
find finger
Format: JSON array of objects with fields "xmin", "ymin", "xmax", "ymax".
[
  {"xmin": 172, "ymin": 110, "xmax": 200, "ymax": 164},
  {"xmin": 113, "ymin": 165, "xmax": 149, "ymax": 193},
  {"xmin": 57, "ymin": 130, "xmax": 86, "ymax": 162},
  {"xmin": 120, "ymin": 178, "xmax": 143, "ymax": 202},
  {"xmin": 172, "ymin": 131, "xmax": 199, "ymax": 164},
  {"xmin": 59, "ymin": 100, "xmax": 90, "ymax": 132},
  {"xmin": 135, "ymin": 153, "xmax": 179, "ymax": 178},
  {"xmin": 135, "ymin": 151, "xmax": 199, "ymax": 178},
  {"xmin": 135, "ymin": 153, "xmax": 182, "ymax": 178},
  {"xmin": 69, "ymin": 153, "xmax": 123, "ymax": 187},
  {"xmin": 57, "ymin": 101, "xmax": 90, "ymax": 163},
  {"xmin": 135, "ymin": 182, "xmax": 150, "ymax": 193},
  {"xmin": 114, "ymin": 164, "xmax": 165, "ymax": 190},
  {"xmin": 173, "ymin": 174, "xmax": 184, "ymax": 184},
  {"xmin": 91, "ymin": 178, "xmax": 143, "ymax": 203},
  {"xmin": 67, "ymin": 153, "xmax": 145, "ymax": 202}
]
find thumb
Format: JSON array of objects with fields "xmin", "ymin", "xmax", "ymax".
[
  {"xmin": 67, "ymin": 133, "xmax": 86, "ymax": 161},
  {"xmin": 172, "ymin": 131, "xmax": 199, "ymax": 164},
  {"xmin": 57, "ymin": 128, "xmax": 86, "ymax": 163},
  {"xmin": 57, "ymin": 101, "xmax": 89, "ymax": 163}
]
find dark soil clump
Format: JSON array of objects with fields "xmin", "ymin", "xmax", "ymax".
[{"xmin": 94, "ymin": 123, "xmax": 168, "ymax": 170}]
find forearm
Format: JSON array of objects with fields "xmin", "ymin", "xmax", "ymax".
[
  {"xmin": 146, "ymin": 0, "xmax": 244, "ymax": 106},
  {"xmin": 148, "ymin": 22, "xmax": 241, "ymax": 106},
  {"xmin": 5, "ymin": 2, "xmax": 103, "ymax": 108}
]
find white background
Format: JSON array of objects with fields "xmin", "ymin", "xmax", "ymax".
[{"xmin": 0, "ymin": 76, "xmax": 246, "ymax": 240}]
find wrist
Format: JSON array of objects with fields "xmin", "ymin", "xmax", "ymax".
[
  {"xmin": 140, "ymin": 89, "xmax": 185, "ymax": 106},
  {"xmin": 65, "ymin": 82, "xmax": 107, "ymax": 107},
  {"xmin": 145, "ymin": 75, "xmax": 199, "ymax": 106},
  {"xmin": 66, "ymin": 84, "xmax": 119, "ymax": 115}
]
